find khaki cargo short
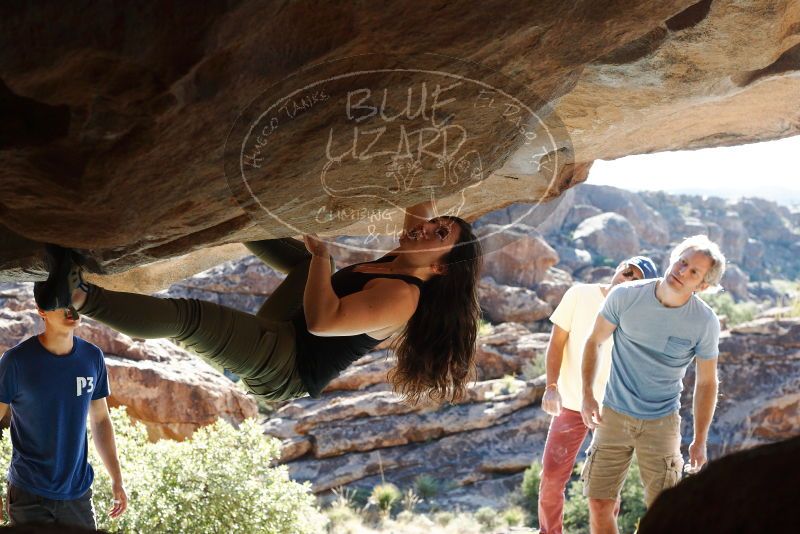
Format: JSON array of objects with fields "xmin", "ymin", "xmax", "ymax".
[{"xmin": 581, "ymin": 406, "xmax": 684, "ymax": 507}]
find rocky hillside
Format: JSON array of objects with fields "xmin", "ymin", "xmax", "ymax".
[
  {"xmin": 479, "ymin": 184, "xmax": 800, "ymax": 311},
  {"xmin": 1, "ymin": 187, "xmax": 798, "ymax": 510}
]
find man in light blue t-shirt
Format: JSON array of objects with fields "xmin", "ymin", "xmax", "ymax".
[
  {"xmin": 580, "ymin": 235, "xmax": 725, "ymax": 534},
  {"xmin": 0, "ymin": 290, "xmax": 128, "ymax": 528}
]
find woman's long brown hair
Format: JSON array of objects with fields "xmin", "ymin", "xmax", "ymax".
[{"xmin": 388, "ymin": 217, "xmax": 483, "ymax": 404}]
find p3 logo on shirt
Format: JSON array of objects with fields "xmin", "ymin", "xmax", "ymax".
[{"xmin": 76, "ymin": 376, "xmax": 95, "ymax": 397}]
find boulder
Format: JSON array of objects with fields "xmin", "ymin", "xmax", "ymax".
[
  {"xmin": 475, "ymin": 322, "xmax": 549, "ymax": 380},
  {"xmin": 287, "ymin": 399, "xmax": 550, "ymax": 493},
  {"xmin": 163, "ymin": 255, "xmax": 286, "ymax": 313},
  {"xmin": 105, "ymin": 351, "xmax": 258, "ymax": 441},
  {"xmin": 573, "ymin": 185, "xmax": 670, "ymax": 246},
  {"xmin": 737, "ymin": 198, "xmax": 794, "ymax": 244},
  {"xmin": 554, "ymin": 244, "xmax": 593, "ymax": 273},
  {"xmin": 673, "ymin": 215, "xmax": 708, "ymax": 239},
  {"xmin": 720, "ymin": 214, "xmax": 748, "ymax": 263},
  {"xmin": 575, "ymin": 265, "xmax": 617, "ymax": 284},
  {"xmin": 476, "ymin": 188, "xmax": 578, "ymax": 238},
  {"xmin": 479, "ymin": 277, "xmax": 553, "ymax": 326},
  {"xmin": 748, "ymin": 282, "xmax": 785, "ymax": 304},
  {"xmin": 535, "ymin": 267, "xmax": 574, "ymax": 307},
  {"xmin": 573, "ymin": 213, "xmax": 640, "ymax": 263},
  {"xmin": 477, "ymin": 224, "xmax": 560, "ymax": 288},
  {"xmin": 721, "ymin": 264, "xmax": 750, "ymax": 301},
  {"xmin": 705, "ymin": 221, "xmax": 724, "ymax": 244},
  {"xmin": 742, "ymin": 238, "xmax": 766, "ymax": 276},
  {"xmin": 563, "ymin": 204, "xmax": 603, "ymax": 230}
]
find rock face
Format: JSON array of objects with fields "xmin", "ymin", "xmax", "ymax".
[
  {"xmin": 0, "ymin": 283, "xmax": 257, "ymax": 441},
  {"xmin": 572, "ymin": 186, "xmax": 670, "ymax": 246},
  {"xmin": 163, "ymin": 254, "xmax": 286, "ymax": 313},
  {"xmin": 477, "ymin": 225, "xmax": 560, "ymax": 288},
  {"xmin": 721, "ymin": 264, "xmax": 750, "ymax": 301},
  {"xmin": 255, "ymin": 320, "xmax": 551, "ymax": 509},
  {"xmin": 543, "ymin": 184, "xmax": 800, "ymax": 299},
  {"xmin": 639, "ymin": 189, "xmax": 800, "ymax": 281},
  {"xmin": 479, "ymin": 277, "xmax": 553, "ymax": 326},
  {"xmin": 2, "ymin": 0, "xmax": 799, "ymax": 289},
  {"xmin": 573, "ymin": 213, "xmax": 640, "ymax": 263},
  {"xmin": 679, "ymin": 318, "xmax": 800, "ymax": 457}
]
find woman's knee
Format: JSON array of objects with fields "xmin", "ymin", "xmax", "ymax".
[{"xmin": 170, "ymin": 298, "xmax": 206, "ymax": 342}]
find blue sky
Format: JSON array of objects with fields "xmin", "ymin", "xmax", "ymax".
[{"xmin": 586, "ymin": 135, "xmax": 800, "ymax": 206}]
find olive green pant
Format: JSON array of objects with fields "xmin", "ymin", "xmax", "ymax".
[{"xmin": 80, "ymin": 239, "xmax": 331, "ymax": 401}]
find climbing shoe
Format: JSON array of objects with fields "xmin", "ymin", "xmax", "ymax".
[{"xmin": 33, "ymin": 245, "xmax": 89, "ymax": 311}]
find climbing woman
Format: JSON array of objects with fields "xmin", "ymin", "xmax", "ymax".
[{"xmin": 35, "ymin": 202, "xmax": 483, "ymax": 403}]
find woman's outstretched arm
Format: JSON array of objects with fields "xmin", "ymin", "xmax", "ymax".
[{"xmin": 302, "ymin": 234, "xmax": 418, "ymax": 336}]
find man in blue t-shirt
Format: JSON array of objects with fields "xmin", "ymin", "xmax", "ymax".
[
  {"xmin": 580, "ymin": 235, "xmax": 725, "ymax": 534},
  {"xmin": 0, "ymin": 296, "xmax": 128, "ymax": 528}
]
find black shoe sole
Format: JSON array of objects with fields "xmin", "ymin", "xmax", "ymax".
[{"xmin": 33, "ymin": 245, "xmax": 81, "ymax": 311}]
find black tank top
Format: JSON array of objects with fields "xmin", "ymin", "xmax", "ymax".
[{"xmin": 293, "ymin": 255, "xmax": 424, "ymax": 398}]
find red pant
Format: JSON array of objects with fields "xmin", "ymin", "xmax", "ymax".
[{"xmin": 538, "ymin": 409, "xmax": 619, "ymax": 534}]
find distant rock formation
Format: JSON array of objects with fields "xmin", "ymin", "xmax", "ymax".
[{"xmin": 544, "ymin": 184, "xmax": 800, "ymax": 299}]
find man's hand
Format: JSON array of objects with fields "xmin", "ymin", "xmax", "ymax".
[
  {"xmin": 581, "ymin": 395, "xmax": 602, "ymax": 429},
  {"xmin": 109, "ymin": 481, "xmax": 128, "ymax": 519},
  {"xmin": 542, "ymin": 387, "xmax": 562, "ymax": 416},
  {"xmin": 687, "ymin": 439, "xmax": 707, "ymax": 473}
]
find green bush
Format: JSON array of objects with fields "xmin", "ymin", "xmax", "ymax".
[
  {"xmin": 478, "ymin": 319, "xmax": 493, "ymax": 336},
  {"xmin": 1, "ymin": 408, "xmax": 326, "ymax": 533},
  {"xmin": 414, "ymin": 474, "xmax": 440, "ymax": 500},
  {"xmin": 502, "ymin": 505, "xmax": 526, "ymax": 527},
  {"xmin": 325, "ymin": 502, "xmax": 359, "ymax": 531},
  {"xmin": 473, "ymin": 506, "xmax": 498, "ymax": 531},
  {"xmin": 520, "ymin": 460, "xmax": 542, "ymax": 524},
  {"xmin": 369, "ymin": 482, "xmax": 402, "ymax": 515},
  {"xmin": 433, "ymin": 510, "xmax": 454, "ymax": 526},
  {"xmin": 562, "ymin": 474, "xmax": 590, "ymax": 534},
  {"xmin": 618, "ymin": 458, "xmax": 647, "ymax": 533},
  {"xmin": 446, "ymin": 513, "xmax": 482, "ymax": 534},
  {"xmin": 700, "ymin": 292, "xmax": 757, "ymax": 326}
]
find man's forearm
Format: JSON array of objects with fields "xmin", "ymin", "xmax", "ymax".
[
  {"xmin": 545, "ymin": 336, "xmax": 566, "ymax": 386},
  {"xmin": 693, "ymin": 381, "xmax": 718, "ymax": 442},
  {"xmin": 582, "ymin": 341, "xmax": 600, "ymax": 397},
  {"xmin": 92, "ymin": 419, "xmax": 123, "ymax": 484}
]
